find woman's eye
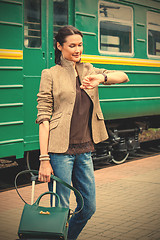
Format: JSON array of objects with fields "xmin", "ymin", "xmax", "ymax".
[{"xmin": 69, "ymin": 43, "xmax": 83, "ymax": 48}]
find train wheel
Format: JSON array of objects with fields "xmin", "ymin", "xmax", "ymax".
[{"xmin": 111, "ymin": 151, "xmax": 129, "ymax": 164}]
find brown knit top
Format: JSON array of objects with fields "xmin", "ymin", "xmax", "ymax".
[{"xmin": 64, "ymin": 76, "xmax": 94, "ymax": 155}]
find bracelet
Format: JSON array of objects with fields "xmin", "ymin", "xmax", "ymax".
[
  {"xmin": 39, "ymin": 154, "xmax": 49, "ymax": 158},
  {"xmin": 39, "ymin": 158, "xmax": 50, "ymax": 161},
  {"xmin": 101, "ymin": 73, "xmax": 108, "ymax": 83},
  {"xmin": 39, "ymin": 154, "xmax": 49, "ymax": 157},
  {"xmin": 39, "ymin": 154, "xmax": 50, "ymax": 161}
]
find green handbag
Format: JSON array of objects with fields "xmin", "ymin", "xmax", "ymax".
[{"xmin": 15, "ymin": 170, "xmax": 84, "ymax": 240}]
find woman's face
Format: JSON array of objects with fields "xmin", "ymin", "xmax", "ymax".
[{"xmin": 57, "ymin": 34, "xmax": 83, "ymax": 63}]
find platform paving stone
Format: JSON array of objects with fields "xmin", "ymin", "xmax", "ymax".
[{"xmin": 0, "ymin": 154, "xmax": 160, "ymax": 240}]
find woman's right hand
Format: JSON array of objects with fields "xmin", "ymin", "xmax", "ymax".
[{"xmin": 38, "ymin": 160, "xmax": 54, "ymax": 182}]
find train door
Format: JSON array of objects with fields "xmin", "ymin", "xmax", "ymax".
[
  {"xmin": 74, "ymin": 0, "xmax": 98, "ymax": 55},
  {"xmin": 23, "ymin": 0, "xmax": 68, "ymax": 153}
]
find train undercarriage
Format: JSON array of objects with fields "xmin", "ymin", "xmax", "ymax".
[{"xmin": 93, "ymin": 115, "xmax": 160, "ymax": 164}]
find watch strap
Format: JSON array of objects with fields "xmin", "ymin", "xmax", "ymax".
[{"xmin": 102, "ymin": 73, "xmax": 107, "ymax": 83}]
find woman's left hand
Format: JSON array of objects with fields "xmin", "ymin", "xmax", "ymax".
[
  {"xmin": 80, "ymin": 71, "xmax": 129, "ymax": 89},
  {"xmin": 80, "ymin": 74, "xmax": 104, "ymax": 89}
]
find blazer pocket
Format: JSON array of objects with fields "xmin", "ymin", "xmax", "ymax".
[
  {"xmin": 49, "ymin": 112, "xmax": 62, "ymax": 130},
  {"xmin": 96, "ymin": 112, "xmax": 104, "ymax": 120}
]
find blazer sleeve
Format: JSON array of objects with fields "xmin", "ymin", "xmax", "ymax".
[
  {"xmin": 36, "ymin": 69, "xmax": 54, "ymax": 124},
  {"xmin": 86, "ymin": 63, "xmax": 115, "ymax": 85}
]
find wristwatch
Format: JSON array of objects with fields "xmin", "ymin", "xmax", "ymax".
[{"xmin": 102, "ymin": 73, "xmax": 108, "ymax": 83}]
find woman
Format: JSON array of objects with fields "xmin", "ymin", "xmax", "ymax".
[{"xmin": 36, "ymin": 25, "xmax": 129, "ymax": 240}]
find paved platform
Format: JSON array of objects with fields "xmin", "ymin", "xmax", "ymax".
[{"xmin": 0, "ymin": 155, "xmax": 160, "ymax": 240}]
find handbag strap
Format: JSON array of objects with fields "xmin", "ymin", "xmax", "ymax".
[
  {"xmin": 34, "ymin": 191, "xmax": 61, "ymax": 207},
  {"xmin": 15, "ymin": 169, "xmax": 84, "ymax": 215}
]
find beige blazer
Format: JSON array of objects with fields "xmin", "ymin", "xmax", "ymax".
[{"xmin": 36, "ymin": 57, "xmax": 110, "ymax": 153}]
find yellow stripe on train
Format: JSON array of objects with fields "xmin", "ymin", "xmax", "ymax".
[
  {"xmin": 0, "ymin": 50, "xmax": 160, "ymax": 67},
  {"xmin": 81, "ymin": 54, "xmax": 160, "ymax": 67},
  {"xmin": 0, "ymin": 49, "xmax": 23, "ymax": 60}
]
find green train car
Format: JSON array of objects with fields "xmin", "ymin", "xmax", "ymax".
[{"xmin": 0, "ymin": 0, "xmax": 160, "ymax": 164}]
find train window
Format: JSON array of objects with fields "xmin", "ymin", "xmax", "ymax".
[
  {"xmin": 53, "ymin": 0, "xmax": 68, "ymax": 44},
  {"xmin": 99, "ymin": 1, "xmax": 133, "ymax": 55},
  {"xmin": 148, "ymin": 11, "xmax": 160, "ymax": 56},
  {"xmin": 24, "ymin": 0, "xmax": 41, "ymax": 48}
]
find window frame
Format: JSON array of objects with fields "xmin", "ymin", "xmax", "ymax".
[
  {"xmin": 53, "ymin": 0, "xmax": 68, "ymax": 48},
  {"xmin": 98, "ymin": 0, "xmax": 134, "ymax": 56},
  {"xmin": 24, "ymin": 0, "xmax": 42, "ymax": 49},
  {"xmin": 147, "ymin": 10, "xmax": 160, "ymax": 59}
]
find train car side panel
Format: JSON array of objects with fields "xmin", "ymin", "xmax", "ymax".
[{"xmin": 0, "ymin": 0, "xmax": 24, "ymax": 158}]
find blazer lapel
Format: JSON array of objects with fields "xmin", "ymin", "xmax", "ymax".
[
  {"xmin": 76, "ymin": 63, "xmax": 83, "ymax": 85},
  {"xmin": 76, "ymin": 63, "xmax": 94, "ymax": 101}
]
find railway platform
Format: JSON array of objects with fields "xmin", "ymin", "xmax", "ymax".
[{"xmin": 0, "ymin": 154, "xmax": 160, "ymax": 240}]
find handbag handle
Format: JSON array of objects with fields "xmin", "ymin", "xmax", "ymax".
[
  {"xmin": 15, "ymin": 169, "xmax": 84, "ymax": 215},
  {"xmin": 34, "ymin": 191, "xmax": 61, "ymax": 207}
]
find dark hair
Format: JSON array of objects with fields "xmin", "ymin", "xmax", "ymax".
[{"xmin": 55, "ymin": 25, "xmax": 83, "ymax": 65}]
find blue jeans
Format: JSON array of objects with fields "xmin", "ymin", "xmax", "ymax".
[{"xmin": 48, "ymin": 152, "xmax": 96, "ymax": 240}]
